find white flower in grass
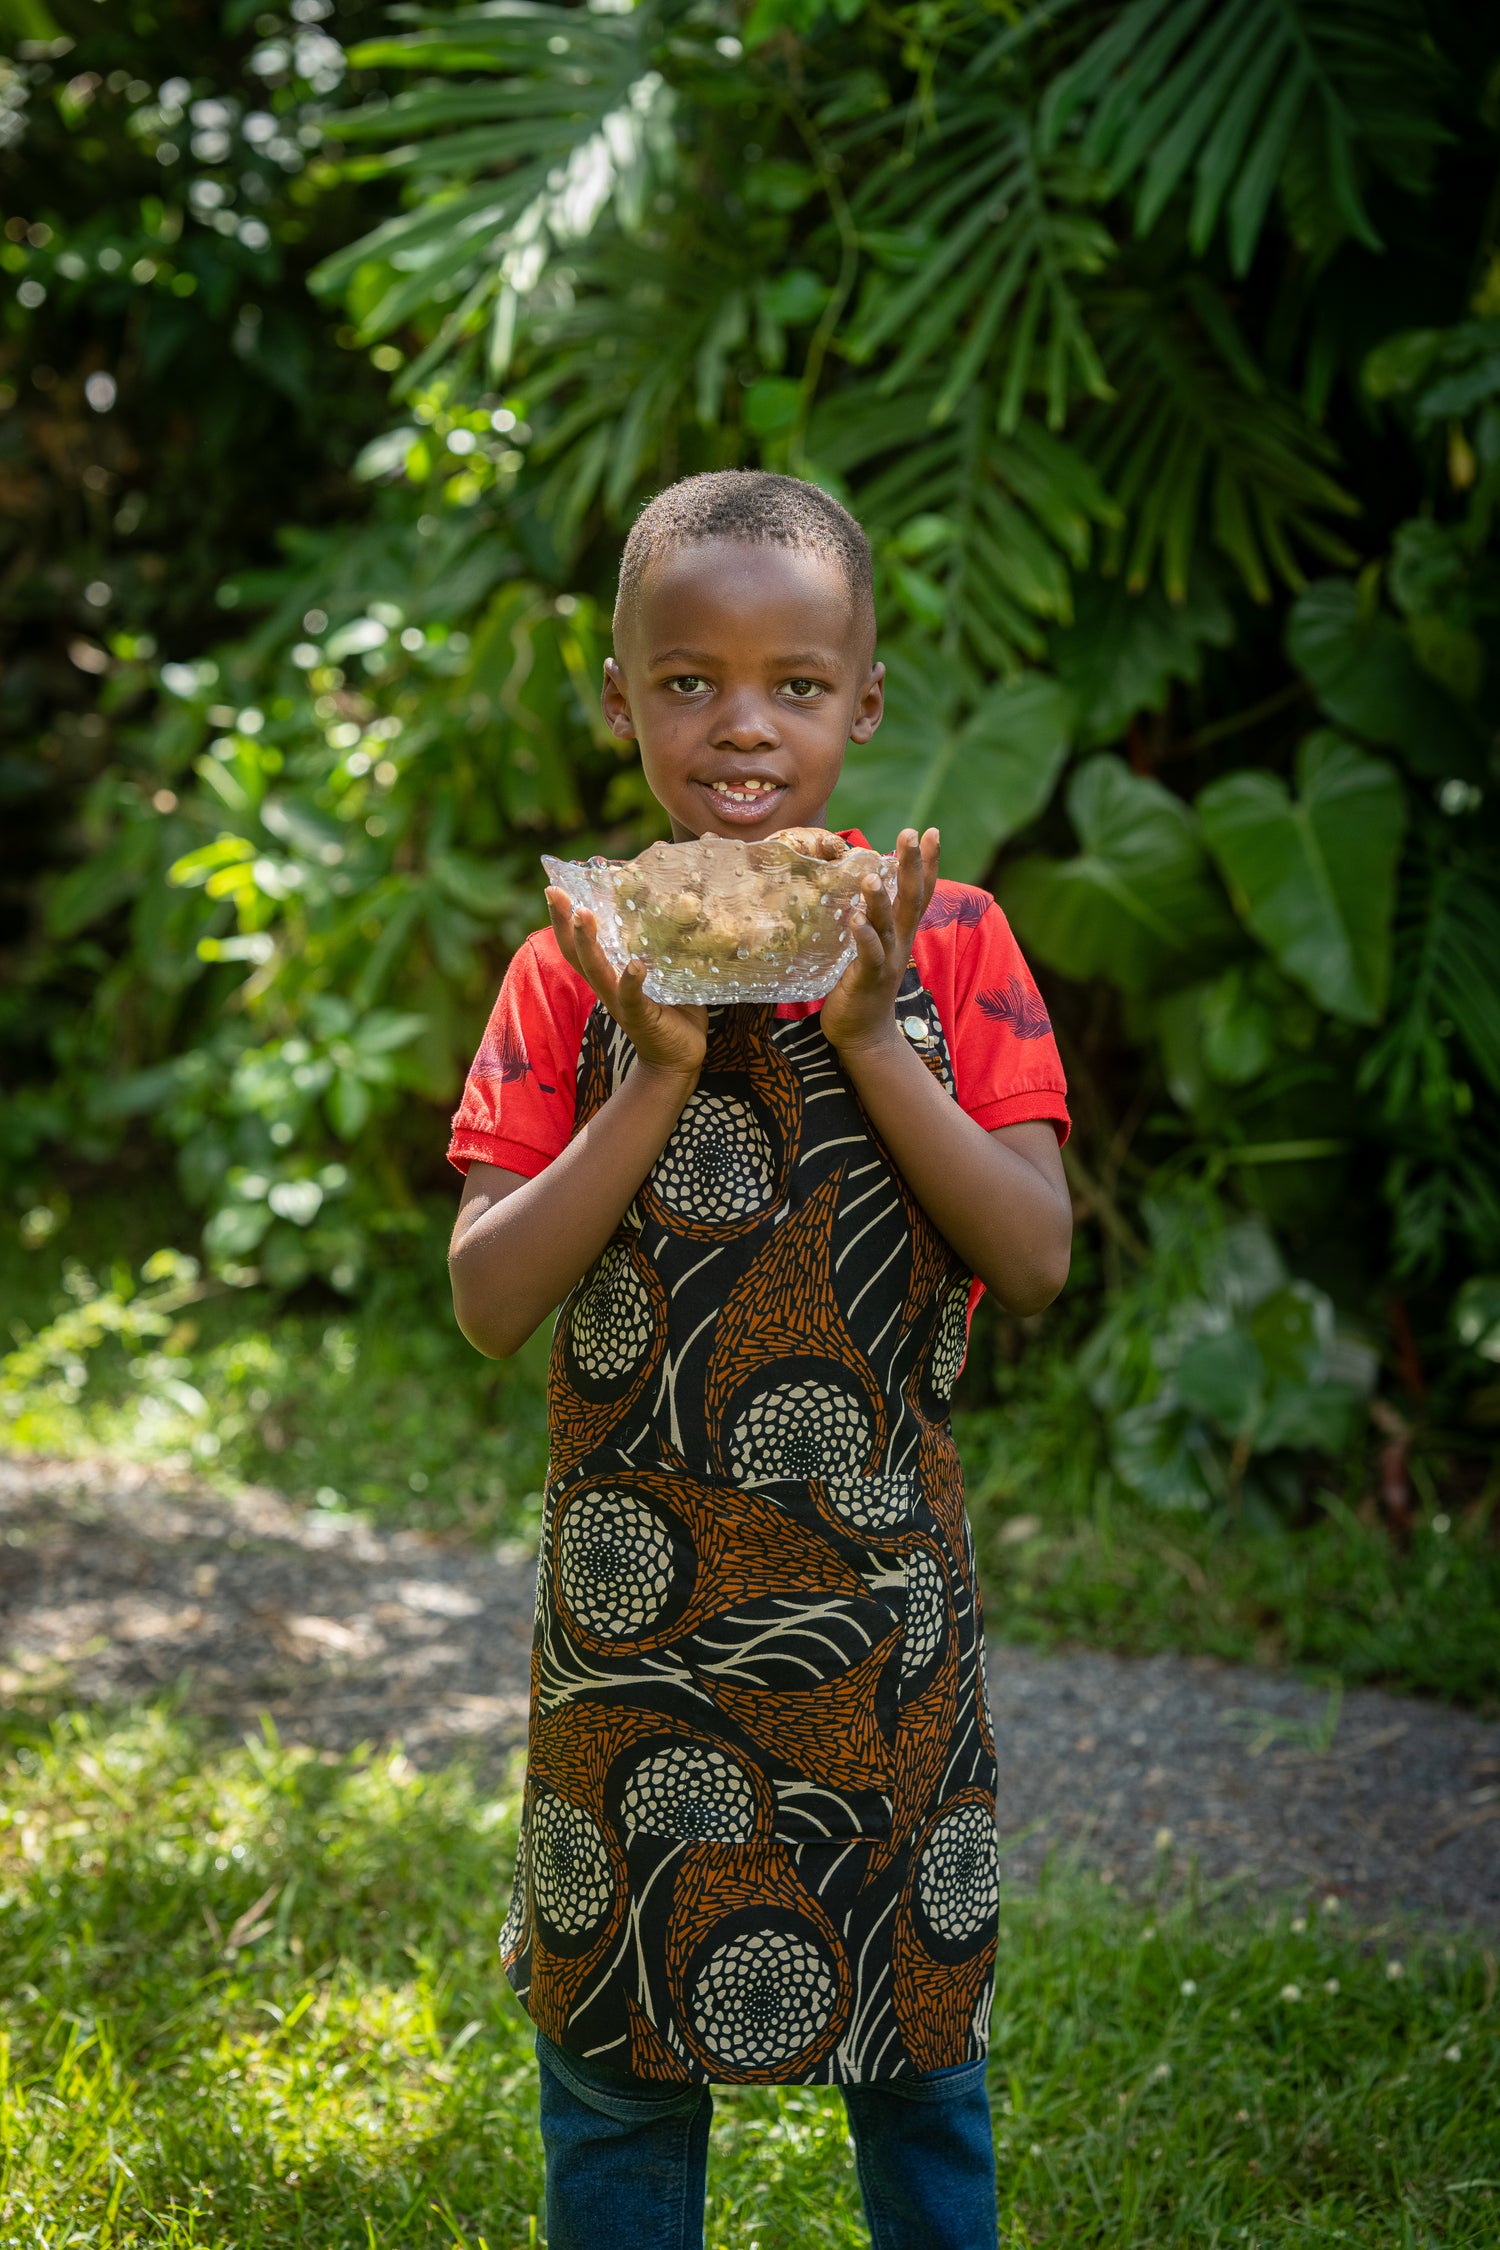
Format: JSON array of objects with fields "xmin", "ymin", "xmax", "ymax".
[
  {"xmin": 1180, "ymin": 1979, "xmax": 1197, "ymax": 1997},
  {"xmin": 1386, "ymin": 1960, "xmax": 1405, "ymax": 1981},
  {"xmin": 1279, "ymin": 1984, "xmax": 1302, "ymax": 2002},
  {"xmin": 1323, "ymin": 1978, "xmax": 1340, "ymax": 1995},
  {"xmin": 1443, "ymin": 2044, "xmax": 1463, "ymax": 2062},
  {"xmin": 1153, "ymin": 2061, "xmax": 1171, "ymax": 2078}
]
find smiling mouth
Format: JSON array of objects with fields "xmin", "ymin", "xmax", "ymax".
[{"xmin": 696, "ymin": 776, "xmax": 790, "ymax": 823}]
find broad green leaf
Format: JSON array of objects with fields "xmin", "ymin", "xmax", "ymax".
[
  {"xmin": 1198, "ymin": 731, "xmax": 1406, "ymax": 1024},
  {"xmin": 1001, "ymin": 755, "xmax": 1237, "ymax": 992},
  {"xmin": 350, "ymin": 1010, "xmax": 428, "ymax": 1056},
  {"xmin": 831, "ymin": 649, "xmax": 1074, "ymax": 879},
  {"xmin": 742, "ymin": 377, "xmax": 802, "ymax": 436},
  {"xmin": 1174, "ymin": 1324, "xmax": 1263, "ymax": 1438},
  {"xmin": 1254, "ymin": 1380, "xmax": 1359, "ymax": 1452},
  {"xmin": 430, "ymin": 851, "xmax": 514, "ymax": 919},
  {"xmin": 1286, "ymin": 580, "xmax": 1484, "ymax": 778},
  {"xmin": 328, "ymin": 1069, "xmax": 372, "ymax": 1141},
  {"xmin": 1109, "ymin": 1399, "xmax": 1216, "ymax": 1510}
]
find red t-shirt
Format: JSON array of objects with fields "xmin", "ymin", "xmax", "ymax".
[{"xmin": 448, "ymin": 835, "xmax": 1069, "ymax": 1179}]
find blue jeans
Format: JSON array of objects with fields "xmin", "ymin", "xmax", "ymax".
[{"xmin": 536, "ymin": 2030, "xmax": 999, "ymax": 2250}]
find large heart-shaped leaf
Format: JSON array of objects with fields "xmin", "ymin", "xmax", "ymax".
[
  {"xmin": 1197, "ymin": 732, "xmax": 1406, "ymax": 1024},
  {"xmin": 1287, "ymin": 580, "xmax": 1484, "ymax": 778},
  {"xmin": 830, "ymin": 643, "xmax": 1073, "ymax": 878},
  {"xmin": 1000, "ymin": 755, "xmax": 1238, "ymax": 992}
]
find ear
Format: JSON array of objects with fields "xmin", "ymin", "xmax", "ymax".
[
  {"xmin": 849, "ymin": 660, "xmax": 885, "ymax": 744},
  {"xmin": 601, "ymin": 656, "xmax": 637, "ymax": 741}
]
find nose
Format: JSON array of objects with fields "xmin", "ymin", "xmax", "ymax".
[{"xmin": 711, "ymin": 688, "xmax": 781, "ymax": 753}]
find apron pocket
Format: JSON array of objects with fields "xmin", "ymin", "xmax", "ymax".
[{"xmin": 676, "ymin": 1588, "xmax": 903, "ymax": 1842}]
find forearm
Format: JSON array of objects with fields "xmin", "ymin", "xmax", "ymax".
[
  {"xmin": 448, "ymin": 1061, "xmax": 698, "ymax": 1356},
  {"xmin": 836, "ymin": 1033, "xmax": 1071, "ymax": 1313}
]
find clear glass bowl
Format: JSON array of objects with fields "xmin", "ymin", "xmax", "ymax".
[{"xmin": 542, "ymin": 833, "xmax": 897, "ymax": 1005}]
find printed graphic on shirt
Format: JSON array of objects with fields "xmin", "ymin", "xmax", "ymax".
[
  {"xmin": 917, "ymin": 883, "xmax": 992, "ymax": 931},
  {"xmin": 975, "ymin": 975, "xmax": 1054, "ymax": 1040},
  {"xmin": 475, "ymin": 1018, "xmax": 557, "ymax": 1094}
]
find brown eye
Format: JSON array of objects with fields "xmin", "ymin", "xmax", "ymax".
[
  {"xmin": 785, "ymin": 678, "xmax": 824, "ymax": 699},
  {"xmin": 666, "ymin": 675, "xmax": 709, "ymax": 695}
]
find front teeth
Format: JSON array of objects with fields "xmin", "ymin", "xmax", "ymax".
[{"xmin": 717, "ymin": 782, "xmax": 780, "ymax": 802}]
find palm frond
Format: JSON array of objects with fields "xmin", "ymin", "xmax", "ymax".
[
  {"xmin": 1361, "ymin": 850, "xmax": 1500, "ymax": 1116},
  {"xmin": 311, "ymin": 1, "xmax": 678, "ymax": 349},
  {"xmin": 1089, "ymin": 279, "xmax": 1357, "ymax": 601},
  {"xmin": 844, "ymin": 96, "xmax": 1114, "ymax": 429},
  {"xmin": 1040, "ymin": 0, "xmax": 1448, "ymax": 273},
  {"xmin": 811, "ymin": 383, "xmax": 1120, "ymax": 670}
]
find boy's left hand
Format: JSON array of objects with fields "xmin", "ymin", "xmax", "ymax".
[{"xmin": 819, "ymin": 826, "xmax": 939, "ymax": 1059}]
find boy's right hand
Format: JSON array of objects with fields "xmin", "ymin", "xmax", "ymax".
[{"xmin": 546, "ymin": 889, "xmax": 708, "ymax": 1081}]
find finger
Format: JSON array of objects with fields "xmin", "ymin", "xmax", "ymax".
[
  {"xmin": 919, "ymin": 827, "xmax": 941, "ymax": 911},
  {"xmin": 861, "ymin": 867, "xmax": 897, "ymax": 950},
  {"xmin": 611, "ymin": 954, "xmax": 657, "ymax": 1027},
  {"xmin": 846, "ymin": 905, "xmax": 886, "ymax": 972},
  {"xmin": 890, "ymin": 827, "xmax": 926, "ymax": 949},
  {"xmin": 544, "ymin": 887, "xmax": 583, "ymax": 973},
  {"xmin": 568, "ymin": 906, "xmax": 625, "ymax": 1009}
]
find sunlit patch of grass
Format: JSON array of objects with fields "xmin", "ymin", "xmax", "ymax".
[
  {"xmin": 1, "ymin": 1707, "xmax": 1497, "ymax": 2247},
  {"xmin": 1, "ymin": 1200, "xmax": 549, "ymax": 1542}
]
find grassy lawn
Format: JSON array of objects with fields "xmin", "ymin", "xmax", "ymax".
[
  {"xmin": 4, "ymin": 1195, "xmax": 1498, "ymax": 1710},
  {"xmin": 1, "ymin": 1702, "xmax": 1496, "ymax": 2249}
]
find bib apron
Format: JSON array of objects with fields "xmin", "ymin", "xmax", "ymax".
[{"xmin": 501, "ymin": 972, "xmax": 1000, "ymax": 2084}]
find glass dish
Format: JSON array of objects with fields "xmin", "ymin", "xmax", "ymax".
[{"xmin": 542, "ymin": 832, "xmax": 897, "ymax": 1005}]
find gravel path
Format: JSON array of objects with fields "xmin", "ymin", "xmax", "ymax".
[{"xmin": 4, "ymin": 1456, "xmax": 1498, "ymax": 1932}]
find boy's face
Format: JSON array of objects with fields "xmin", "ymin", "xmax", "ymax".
[{"xmin": 603, "ymin": 538, "xmax": 884, "ymax": 841}]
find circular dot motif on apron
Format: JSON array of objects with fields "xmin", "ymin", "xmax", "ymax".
[
  {"xmin": 530, "ymin": 1792, "xmax": 615, "ymax": 1937},
  {"xmin": 568, "ymin": 1242, "xmax": 657, "ymax": 1384},
  {"xmin": 915, "ymin": 1802, "xmax": 1000, "ymax": 1946},
  {"xmin": 689, "ymin": 1925, "xmax": 840, "ymax": 2071},
  {"xmin": 727, "ymin": 1377, "xmax": 873, "ymax": 1483},
  {"xmin": 621, "ymin": 1743, "xmax": 758, "ymax": 1845},
  {"xmin": 652, "ymin": 1090, "xmax": 777, "ymax": 1224},
  {"xmin": 556, "ymin": 1487, "xmax": 676, "ymax": 1637}
]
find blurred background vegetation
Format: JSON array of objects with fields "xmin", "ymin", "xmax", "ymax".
[{"xmin": 3, "ymin": 0, "xmax": 1499, "ymax": 1703}]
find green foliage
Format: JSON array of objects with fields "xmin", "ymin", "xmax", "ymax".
[
  {"xmin": 832, "ymin": 651, "xmax": 1075, "ymax": 878},
  {"xmin": 1041, "ymin": 0, "xmax": 1448, "ymax": 274},
  {"xmin": 1076, "ymin": 1188, "xmax": 1377, "ymax": 1514},
  {"xmin": 3, "ymin": 1705, "xmax": 1498, "ymax": 2245},
  {"xmin": 1198, "ymin": 732, "xmax": 1406, "ymax": 1024},
  {"xmin": 1003, "ymin": 754, "xmax": 1237, "ymax": 991}
]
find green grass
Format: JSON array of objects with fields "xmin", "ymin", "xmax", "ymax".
[
  {"xmin": 0, "ymin": 1194, "xmax": 549, "ymax": 1544},
  {"xmin": 4, "ymin": 1193, "xmax": 1499, "ymax": 1707},
  {"xmin": 1, "ymin": 1702, "xmax": 1497, "ymax": 2248}
]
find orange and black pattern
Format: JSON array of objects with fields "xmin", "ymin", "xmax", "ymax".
[{"xmin": 502, "ymin": 970, "xmax": 1001, "ymax": 2083}]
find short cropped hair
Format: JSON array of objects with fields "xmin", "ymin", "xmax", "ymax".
[{"xmin": 614, "ymin": 470, "xmax": 875, "ymax": 647}]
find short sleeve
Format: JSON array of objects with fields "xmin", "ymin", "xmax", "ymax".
[
  {"xmin": 447, "ymin": 932, "xmax": 592, "ymax": 1178},
  {"xmin": 913, "ymin": 887, "xmax": 1070, "ymax": 1143}
]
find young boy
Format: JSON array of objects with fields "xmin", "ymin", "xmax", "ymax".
[{"xmin": 447, "ymin": 471, "xmax": 1072, "ymax": 2250}]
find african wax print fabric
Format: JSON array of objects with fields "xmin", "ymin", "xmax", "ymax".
[{"xmin": 496, "ymin": 973, "xmax": 1008, "ymax": 2084}]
